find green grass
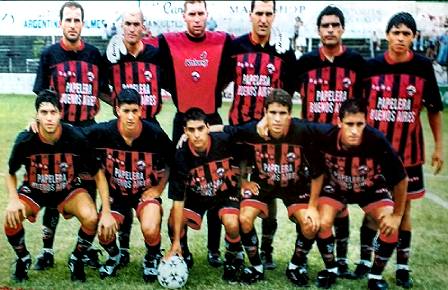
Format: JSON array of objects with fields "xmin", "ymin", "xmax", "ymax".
[{"xmin": 1, "ymin": 94, "xmax": 448, "ymax": 289}]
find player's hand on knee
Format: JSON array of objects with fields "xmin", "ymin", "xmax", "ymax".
[
  {"xmin": 379, "ymin": 213, "xmax": 401, "ymax": 236},
  {"xmin": 240, "ymin": 180, "xmax": 260, "ymax": 197},
  {"xmin": 106, "ymin": 34, "xmax": 127, "ymax": 63},
  {"xmin": 304, "ymin": 206, "xmax": 320, "ymax": 233},
  {"xmin": 6, "ymin": 198, "xmax": 26, "ymax": 228},
  {"xmin": 98, "ymin": 211, "xmax": 117, "ymax": 241}
]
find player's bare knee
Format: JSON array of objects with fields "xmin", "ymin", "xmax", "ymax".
[{"xmin": 239, "ymin": 214, "xmax": 254, "ymax": 233}]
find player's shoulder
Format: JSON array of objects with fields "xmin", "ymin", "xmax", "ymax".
[
  {"xmin": 62, "ymin": 123, "xmax": 86, "ymax": 139},
  {"xmin": 13, "ymin": 130, "xmax": 35, "ymax": 145},
  {"xmin": 363, "ymin": 125, "xmax": 389, "ymax": 145}
]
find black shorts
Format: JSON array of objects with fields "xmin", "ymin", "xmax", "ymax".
[
  {"xmin": 18, "ymin": 182, "xmax": 87, "ymax": 223},
  {"xmin": 108, "ymin": 194, "xmax": 162, "ymax": 225},
  {"xmin": 241, "ymin": 185, "xmax": 310, "ymax": 219},
  {"xmin": 406, "ymin": 165, "xmax": 424, "ymax": 200},
  {"xmin": 318, "ymin": 185, "xmax": 394, "ymax": 215},
  {"xmin": 184, "ymin": 194, "xmax": 239, "ymax": 230}
]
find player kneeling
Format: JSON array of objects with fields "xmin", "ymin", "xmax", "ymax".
[
  {"xmin": 4, "ymin": 90, "xmax": 116, "ymax": 282},
  {"xmin": 82, "ymin": 88, "xmax": 174, "ymax": 282},
  {"xmin": 166, "ymin": 108, "xmax": 244, "ymax": 284},
  {"xmin": 312, "ymin": 99, "xmax": 408, "ymax": 289}
]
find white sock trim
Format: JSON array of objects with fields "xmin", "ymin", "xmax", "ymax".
[
  {"xmin": 359, "ymin": 259, "xmax": 372, "ymax": 268},
  {"xmin": 368, "ymin": 274, "xmax": 383, "ymax": 280},
  {"xmin": 396, "ymin": 264, "xmax": 410, "ymax": 271}
]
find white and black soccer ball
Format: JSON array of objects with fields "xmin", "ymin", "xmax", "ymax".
[{"xmin": 157, "ymin": 255, "xmax": 189, "ymax": 289}]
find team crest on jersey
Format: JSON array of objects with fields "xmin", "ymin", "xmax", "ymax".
[
  {"xmin": 287, "ymin": 152, "xmax": 296, "ymax": 162},
  {"xmin": 342, "ymin": 77, "xmax": 352, "ymax": 88},
  {"xmin": 59, "ymin": 162, "xmax": 69, "ymax": 173},
  {"xmin": 323, "ymin": 185, "xmax": 335, "ymax": 194},
  {"xmin": 191, "ymin": 71, "xmax": 200, "ymax": 82},
  {"xmin": 87, "ymin": 71, "xmax": 95, "ymax": 82},
  {"xmin": 137, "ymin": 160, "xmax": 146, "ymax": 171},
  {"xmin": 144, "ymin": 71, "xmax": 152, "ymax": 81},
  {"xmin": 358, "ymin": 165, "xmax": 368, "ymax": 175},
  {"xmin": 266, "ymin": 63, "xmax": 276, "ymax": 74},
  {"xmin": 406, "ymin": 85, "xmax": 416, "ymax": 97},
  {"xmin": 216, "ymin": 167, "xmax": 225, "ymax": 178}
]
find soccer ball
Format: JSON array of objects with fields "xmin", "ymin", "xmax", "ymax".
[{"xmin": 157, "ymin": 255, "xmax": 189, "ymax": 289}]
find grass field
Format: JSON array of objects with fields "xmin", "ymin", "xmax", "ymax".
[{"xmin": 0, "ymin": 94, "xmax": 447, "ymax": 290}]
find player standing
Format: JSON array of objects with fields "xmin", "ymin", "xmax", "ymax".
[{"xmin": 361, "ymin": 12, "xmax": 444, "ymax": 288}]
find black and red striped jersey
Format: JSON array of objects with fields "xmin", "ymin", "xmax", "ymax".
[
  {"xmin": 33, "ymin": 39, "xmax": 105, "ymax": 125},
  {"xmin": 296, "ymin": 46, "xmax": 366, "ymax": 125},
  {"xmin": 169, "ymin": 133, "xmax": 239, "ymax": 201},
  {"xmin": 310, "ymin": 124, "xmax": 406, "ymax": 194},
  {"xmin": 228, "ymin": 33, "xmax": 296, "ymax": 125},
  {"xmin": 224, "ymin": 119, "xmax": 323, "ymax": 190},
  {"xmin": 104, "ymin": 44, "xmax": 163, "ymax": 120},
  {"xmin": 363, "ymin": 51, "xmax": 443, "ymax": 166},
  {"xmin": 82, "ymin": 119, "xmax": 173, "ymax": 198},
  {"xmin": 8, "ymin": 123, "xmax": 99, "ymax": 193},
  {"xmin": 158, "ymin": 31, "xmax": 233, "ymax": 114}
]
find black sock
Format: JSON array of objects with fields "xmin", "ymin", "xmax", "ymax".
[
  {"xmin": 291, "ymin": 230, "xmax": 314, "ymax": 268},
  {"xmin": 316, "ymin": 234, "xmax": 337, "ymax": 269},
  {"xmin": 334, "ymin": 214, "xmax": 349, "ymax": 260},
  {"xmin": 145, "ymin": 242, "xmax": 161, "ymax": 256},
  {"xmin": 261, "ymin": 200, "xmax": 277, "ymax": 254},
  {"xmin": 73, "ymin": 228, "xmax": 95, "ymax": 258},
  {"xmin": 360, "ymin": 217, "xmax": 377, "ymax": 262},
  {"xmin": 206, "ymin": 207, "xmax": 222, "ymax": 254},
  {"xmin": 6, "ymin": 227, "xmax": 29, "ymax": 258},
  {"xmin": 118, "ymin": 208, "xmax": 133, "ymax": 250},
  {"xmin": 100, "ymin": 239, "xmax": 119, "ymax": 257},
  {"xmin": 371, "ymin": 236, "xmax": 396, "ymax": 276},
  {"xmin": 241, "ymin": 228, "xmax": 262, "ymax": 266},
  {"xmin": 42, "ymin": 207, "xmax": 60, "ymax": 249},
  {"xmin": 396, "ymin": 230, "xmax": 411, "ymax": 267}
]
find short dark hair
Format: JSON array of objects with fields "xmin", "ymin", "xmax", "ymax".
[
  {"xmin": 339, "ymin": 98, "xmax": 367, "ymax": 120},
  {"xmin": 117, "ymin": 88, "xmax": 141, "ymax": 106},
  {"xmin": 60, "ymin": 1, "xmax": 84, "ymax": 21},
  {"xmin": 183, "ymin": 107, "xmax": 208, "ymax": 126},
  {"xmin": 184, "ymin": 1, "xmax": 207, "ymax": 12},
  {"xmin": 35, "ymin": 89, "xmax": 61, "ymax": 111},
  {"xmin": 316, "ymin": 5, "xmax": 345, "ymax": 28},
  {"xmin": 251, "ymin": 0, "xmax": 276, "ymax": 13},
  {"xmin": 265, "ymin": 89, "xmax": 292, "ymax": 112},
  {"xmin": 386, "ymin": 12, "xmax": 416, "ymax": 35}
]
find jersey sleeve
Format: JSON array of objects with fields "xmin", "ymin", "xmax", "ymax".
[
  {"xmin": 8, "ymin": 132, "xmax": 30, "ymax": 175},
  {"xmin": 157, "ymin": 34, "xmax": 176, "ymax": 103},
  {"xmin": 33, "ymin": 46, "xmax": 51, "ymax": 94},
  {"xmin": 223, "ymin": 121, "xmax": 256, "ymax": 142},
  {"xmin": 378, "ymin": 134, "xmax": 407, "ymax": 187},
  {"xmin": 168, "ymin": 150, "xmax": 189, "ymax": 201},
  {"xmin": 422, "ymin": 59, "xmax": 444, "ymax": 112}
]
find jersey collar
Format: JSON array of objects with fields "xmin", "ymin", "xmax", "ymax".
[
  {"xmin": 319, "ymin": 45, "xmax": 346, "ymax": 61},
  {"xmin": 188, "ymin": 135, "xmax": 211, "ymax": 157},
  {"xmin": 60, "ymin": 38, "xmax": 85, "ymax": 52},
  {"xmin": 117, "ymin": 119, "xmax": 143, "ymax": 145},
  {"xmin": 384, "ymin": 50, "xmax": 414, "ymax": 64},
  {"xmin": 38, "ymin": 124, "xmax": 62, "ymax": 145}
]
